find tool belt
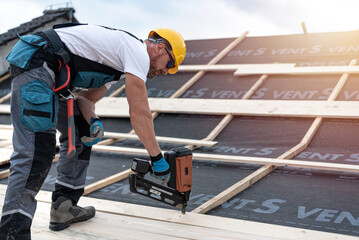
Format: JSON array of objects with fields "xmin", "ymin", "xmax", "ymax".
[{"xmin": 42, "ymin": 28, "xmax": 72, "ymax": 98}]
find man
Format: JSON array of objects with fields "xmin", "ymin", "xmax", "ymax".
[{"xmin": 0, "ymin": 23, "xmax": 186, "ymax": 239}]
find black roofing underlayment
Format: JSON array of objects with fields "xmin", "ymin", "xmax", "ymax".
[{"xmin": 1, "ymin": 30, "xmax": 359, "ymax": 237}]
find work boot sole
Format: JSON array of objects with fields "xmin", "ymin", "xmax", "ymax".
[{"xmin": 49, "ymin": 211, "xmax": 96, "ymax": 231}]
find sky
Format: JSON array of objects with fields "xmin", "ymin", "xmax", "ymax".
[{"xmin": 0, "ymin": 0, "xmax": 358, "ymax": 40}]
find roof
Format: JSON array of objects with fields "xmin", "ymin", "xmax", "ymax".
[
  {"xmin": 0, "ymin": 8, "xmax": 77, "ymax": 46},
  {"xmin": 1, "ymin": 23, "xmax": 359, "ymax": 238}
]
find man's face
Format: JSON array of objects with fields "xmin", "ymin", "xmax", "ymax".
[{"xmin": 147, "ymin": 44, "xmax": 174, "ymax": 79}]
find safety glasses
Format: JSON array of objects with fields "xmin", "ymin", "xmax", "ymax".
[
  {"xmin": 148, "ymin": 38, "xmax": 175, "ymax": 69},
  {"xmin": 164, "ymin": 47, "xmax": 175, "ymax": 69}
]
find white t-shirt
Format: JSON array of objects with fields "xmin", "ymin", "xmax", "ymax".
[{"xmin": 55, "ymin": 25, "xmax": 149, "ymax": 89}]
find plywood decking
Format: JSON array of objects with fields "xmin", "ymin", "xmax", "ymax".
[{"xmin": 0, "ymin": 184, "xmax": 355, "ymax": 240}]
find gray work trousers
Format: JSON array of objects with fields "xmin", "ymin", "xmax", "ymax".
[{"xmin": 0, "ymin": 63, "xmax": 91, "ymax": 239}]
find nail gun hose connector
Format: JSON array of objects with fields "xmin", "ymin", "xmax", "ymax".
[{"xmin": 131, "ymin": 158, "xmax": 151, "ymax": 175}]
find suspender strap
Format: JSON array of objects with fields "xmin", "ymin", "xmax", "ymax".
[
  {"xmin": 42, "ymin": 28, "xmax": 71, "ymax": 95},
  {"xmin": 42, "ymin": 28, "xmax": 71, "ymax": 64}
]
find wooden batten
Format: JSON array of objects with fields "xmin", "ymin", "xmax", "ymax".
[
  {"xmin": 84, "ymin": 169, "xmax": 134, "ymax": 195},
  {"xmin": 90, "ymin": 145, "xmax": 359, "ymax": 173},
  {"xmin": 0, "ymin": 184, "xmax": 348, "ymax": 240},
  {"xmin": 179, "ymin": 63, "xmax": 295, "ymax": 72},
  {"xmin": 178, "ymin": 63, "xmax": 359, "ymax": 76},
  {"xmin": 0, "ymin": 93, "xmax": 10, "ymax": 104},
  {"xmin": 192, "ymin": 60, "xmax": 356, "ymax": 214},
  {"xmin": 0, "ymin": 73, "xmax": 10, "ymax": 83},
  {"xmin": 234, "ymin": 65, "xmax": 359, "ymax": 76},
  {"xmin": 104, "ymin": 131, "xmax": 217, "ymax": 146},
  {"xmin": 95, "ymin": 97, "xmax": 359, "ymax": 119}
]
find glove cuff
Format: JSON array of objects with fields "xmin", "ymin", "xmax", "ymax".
[
  {"xmin": 90, "ymin": 117, "xmax": 101, "ymax": 124},
  {"xmin": 150, "ymin": 153, "xmax": 163, "ymax": 162}
]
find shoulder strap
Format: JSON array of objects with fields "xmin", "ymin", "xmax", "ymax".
[
  {"xmin": 42, "ymin": 28, "xmax": 70, "ymax": 64},
  {"xmin": 52, "ymin": 22, "xmax": 143, "ymax": 43}
]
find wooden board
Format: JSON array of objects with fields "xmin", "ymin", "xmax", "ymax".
[
  {"xmin": 0, "ymin": 105, "xmax": 10, "ymax": 114},
  {"xmin": 234, "ymin": 65, "xmax": 359, "ymax": 76},
  {"xmin": 178, "ymin": 63, "xmax": 296, "ymax": 72},
  {"xmin": 178, "ymin": 63, "xmax": 359, "ymax": 75},
  {"xmin": 0, "ymin": 129, "xmax": 13, "ymax": 140},
  {"xmin": 0, "ymin": 125, "xmax": 216, "ymax": 147},
  {"xmin": 104, "ymin": 131, "xmax": 217, "ymax": 146},
  {"xmin": 192, "ymin": 60, "xmax": 358, "ymax": 214},
  {"xmin": 0, "ymin": 184, "xmax": 353, "ymax": 240},
  {"xmin": 94, "ymin": 98, "xmax": 359, "ymax": 119},
  {"xmin": 0, "ymin": 148, "xmax": 12, "ymax": 164},
  {"xmin": 91, "ymin": 145, "xmax": 359, "ymax": 173}
]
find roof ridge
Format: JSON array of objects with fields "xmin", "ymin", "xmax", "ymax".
[{"xmin": 0, "ymin": 7, "xmax": 77, "ymax": 46}]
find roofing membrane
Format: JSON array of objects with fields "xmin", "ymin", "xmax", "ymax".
[{"xmin": 0, "ymin": 24, "xmax": 359, "ymax": 237}]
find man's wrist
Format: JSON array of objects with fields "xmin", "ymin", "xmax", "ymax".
[{"xmin": 150, "ymin": 153, "xmax": 163, "ymax": 162}]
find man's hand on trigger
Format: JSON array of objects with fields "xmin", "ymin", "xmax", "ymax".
[
  {"xmin": 150, "ymin": 156, "xmax": 171, "ymax": 184},
  {"xmin": 81, "ymin": 117, "xmax": 104, "ymax": 146}
]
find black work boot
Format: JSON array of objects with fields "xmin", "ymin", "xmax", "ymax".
[{"xmin": 49, "ymin": 196, "xmax": 96, "ymax": 231}]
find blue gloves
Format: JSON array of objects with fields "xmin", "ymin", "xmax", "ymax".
[
  {"xmin": 150, "ymin": 154, "xmax": 171, "ymax": 184},
  {"xmin": 81, "ymin": 117, "xmax": 104, "ymax": 146}
]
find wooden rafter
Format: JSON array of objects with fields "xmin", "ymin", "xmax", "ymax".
[{"xmin": 192, "ymin": 59, "xmax": 357, "ymax": 214}]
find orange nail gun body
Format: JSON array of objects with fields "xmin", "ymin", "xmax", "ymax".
[{"xmin": 129, "ymin": 147, "xmax": 192, "ymax": 213}]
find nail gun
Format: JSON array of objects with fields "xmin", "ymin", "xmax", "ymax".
[{"xmin": 129, "ymin": 147, "xmax": 192, "ymax": 213}]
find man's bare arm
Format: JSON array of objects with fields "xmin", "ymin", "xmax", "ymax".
[
  {"xmin": 75, "ymin": 86, "xmax": 108, "ymax": 123},
  {"xmin": 125, "ymin": 73, "xmax": 161, "ymax": 156}
]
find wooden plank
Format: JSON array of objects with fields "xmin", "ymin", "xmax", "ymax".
[
  {"xmin": 0, "ymin": 125, "xmax": 216, "ymax": 147},
  {"xmin": 192, "ymin": 60, "xmax": 356, "ymax": 214},
  {"xmin": 0, "ymin": 104, "xmax": 10, "ymax": 114},
  {"xmin": 327, "ymin": 59, "xmax": 357, "ymax": 101},
  {"xmin": 104, "ymin": 131, "xmax": 217, "ymax": 146},
  {"xmin": 171, "ymin": 31, "xmax": 248, "ymax": 99},
  {"xmin": 0, "ymin": 169, "xmax": 10, "ymax": 179},
  {"xmin": 179, "ymin": 63, "xmax": 359, "ymax": 75},
  {"xmin": 0, "ymin": 129, "xmax": 13, "ymax": 140},
  {"xmin": 0, "ymin": 73, "xmax": 10, "ymax": 83},
  {"xmin": 0, "ymin": 154, "xmax": 60, "ymax": 180},
  {"xmin": 84, "ymin": 169, "xmax": 134, "ymax": 195},
  {"xmin": 178, "ymin": 63, "xmax": 296, "ymax": 72},
  {"xmin": 192, "ymin": 117, "xmax": 324, "ymax": 214},
  {"xmin": 91, "ymin": 145, "xmax": 359, "ymax": 173},
  {"xmin": 108, "ymin": 84, "xmax": 125, "ymax": 97},
  {"xmin": 201, "ymin": 74, "xmax": 268, "ymax": 143},
  {"xmin": 301, "ymin": 21, "xmax": 308, "ymax": 34},
  {"xmin": 0, "ymin": 124, "xmax": 12, "ymax": 130},
  {"xmin": 189, "ymin": 72, "xmax": 272, "ymax": 208},
  {"xmin": 18, "ymin": 185, "xmax": 356, "ymax": 240},
  {"xmin": 95, "ymin": 98, "xmax": 359, "ymax": 119},
  {"xmin": 234, "ymin": 64, "xmax": 359, "ymax": 76},
  {"xmin": 192, "ymin": 165, "xmax": 275, "ymax": 214},
  {"xmin": 0, "ymin": 148, "xmax": 12, "ymax": 165},
  {"xmin": 84, "ymin": 32, "xmax": 249, "ymax": 150},
  {"xmin": 202, "ymin": 114, "xmax": 233, "ymax": 142},
  {"xmin": 0, "ymin": 140, "xmax": 12, "ymax": 148},
  {"xmin": 242, "ymin": 74, "xmax": 268, "ymax": 99},
  {"xmin": 93, "ymin": 33, "xmax": 250, "ymax": 195},
  {"xmin": 0, "ymin": 93, "xmax": 11, "ymax": 104}
]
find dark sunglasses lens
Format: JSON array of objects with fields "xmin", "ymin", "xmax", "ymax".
[
  {"xmin": 165, "ymin": 48, "xmax": 175, "ymax": 69},
  {"xmin": 167, "ymin": 60, "xmax": 174, "ymax": 69}
]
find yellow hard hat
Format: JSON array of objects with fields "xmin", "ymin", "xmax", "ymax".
[{"xmin": 148, "ymin": 28, "xmax": 186, "ymax": 74}]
